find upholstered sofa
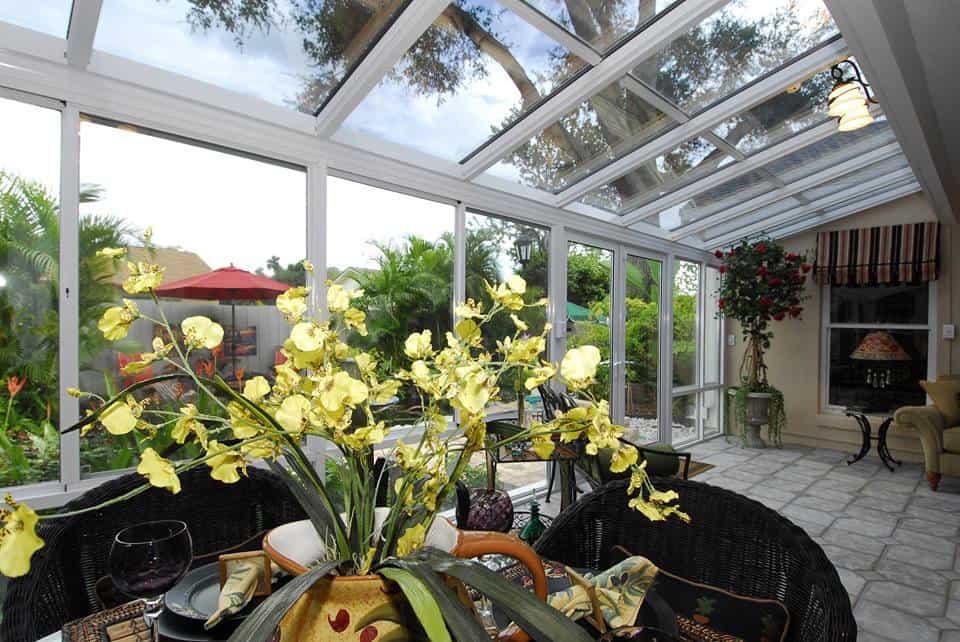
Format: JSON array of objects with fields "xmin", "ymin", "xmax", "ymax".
[{"xmin": 894, "ymin": 404, "xmax": 960, "ymax": 490}]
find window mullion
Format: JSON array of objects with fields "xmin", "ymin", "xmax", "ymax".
[{"xmin": 59, "ymin": 105, "xmax": 81, "ymax": 490}]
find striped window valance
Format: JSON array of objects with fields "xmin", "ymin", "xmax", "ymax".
[{"xmin": 815, "ymin": 222, "xmax": 940, "ymax": 286}]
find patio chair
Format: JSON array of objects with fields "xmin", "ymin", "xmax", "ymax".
[
  {"xmin": 535, "ymin": 478, "xmax": 856, "ymax": 642},
  {"xmin": 1, "ymin": 467, "xmax": 306, "ymax": 642}
]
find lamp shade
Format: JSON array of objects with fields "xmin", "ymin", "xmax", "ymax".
[
  {"xmin": 827, "ymin": 82, "xmax": 862, "ymax": 116},
  {"xmin": 850, "ymin": 330, "xmax": 911, "ymax": 361},
  {"xmin": 838, "ymin": 108, "xmax": 875, "ymax": 131}
]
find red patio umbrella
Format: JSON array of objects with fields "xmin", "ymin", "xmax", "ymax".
[{"xmin": 154, "ymin": 266, "xmax": 290, "ymax": 381}]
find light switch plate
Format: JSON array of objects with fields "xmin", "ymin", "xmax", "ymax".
[
  {"xmin": 727, "ymin": 334, "xmax": 736, "ymax": 347},
  {"xmin": 944, "ymin": 324, "xmax": 956, "ymax": 340}
]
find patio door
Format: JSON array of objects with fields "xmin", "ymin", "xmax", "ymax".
[{"xmin": 622, "ymin": 252, "xmax": 663, "ymax": 445}]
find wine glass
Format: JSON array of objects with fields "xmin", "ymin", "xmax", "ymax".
[{"xmin": 109, "ymin": 520, "xmax": 193, "ymax": 640}]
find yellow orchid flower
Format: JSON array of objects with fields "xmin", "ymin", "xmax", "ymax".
[
  {"xmin": 241, "ymin": 438, "xmax": 279, "ymax": 460},
  {"xmin": 0, "ymin": 497, "xmax": 44, "ymax": 578},
  {"xmin": 122, "ymin": 261, "xmax": 165, "ymax": 294},
  {"xmin": 276, "ymin": 287, "xmax": 310, "ymax": 322},
  {"xmin": 531, "ymin": 434, "xmax": 556, "ymax": 460},
  {"xmin": 370, "ymin": 379, "xmax": 401, "ymax": 404},
  {"xmin": 96, "ymin": 247, "xmax": 127, "ymax": 258},
  {"xmin": 560, "ymin": 345, "xmax": 602, "ymax": 389},
  {"xmin": 316, "ymin": 372, "xmax": 368, "ymax": 416},
  {"xmin": 454, "ymin": 299, "xmax": 484, "ymax": 319},
  {"xmin": 396, "ymin": 523, "xmax": 427, "ymax": 557},
  {"xmin": 181, "ymin": 316, "xmax": 224, "ymax": 350},
  {"xmin": 609, "ymin": 444, "xmax": 638, "ymax": 473},
  {"xmin": 137, "ymin": 448, "xmax": 181, "ymax": 494},
  {"xmin": 524, "ymin": 364, "xmax": 556, "ymax": 391},
  {"xmin": 273, "ymin": 361, "xmax": 302, "ymax": 395},
  {"xmin": 354, "ymin": 352, "xmax": 376, "ymax": 374},
  {"xmin": 344, "ymin": 308, "xmax": 367, "ymax": 336},
  {"xmin": 275, "ymin": 395, "xmax": 311, "ymax": 434},
  {"xmin": 172, "ymin": 404, "xmax": 208, "ymax": 448},
  {"xmin": 243, "ymin": 376, "xmax": 271, "ymax": 402},
  {"xmin": 341, "ymin": 422, "xmax": 388, "ymax": 450},
  {"xmin": 98, "ymin": 299, "xmax": 139, "ymax": 341},
  {"xmin": 100, "ymin": 399, "xmax": 138, "ymax": 435},
  {"xmin": 404, "ymin": 330, "xmax": 433, "ymax": 360},
  {"xmin": 206, "ymin": 440, "xmax": 245, "ymax": 483},
  {"xmin": 227, "ymin": 401, "xmax": 261, "ymax": 439},
  {"xmin": 290, "ymin": 322, "xmax": 325, "ymax": 353},
  {"xmin": 302, "ymin": 259, "xmax": 314, "ymax": 272},
  {"xmin": 509, "ymin": 313, "xmax": 528, "ymax": 332}
]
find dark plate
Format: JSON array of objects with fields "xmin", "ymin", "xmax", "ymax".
[
  {"xmin": 165, "ymin": 563, "xmax": 253, "ymax": 623},
  {"xmin": 159, "ymin": 609, "xmax": 234, "ymax": 642}
]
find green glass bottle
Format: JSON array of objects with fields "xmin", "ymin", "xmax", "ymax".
[{"xmin": 519, "ymin": 500, "xmax": 547, "ymax": 545}]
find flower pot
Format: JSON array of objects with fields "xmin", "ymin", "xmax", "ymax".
[
  {"xmin": 264, "ymin": 509, "xmax": 549, "ymax": 641},
  {"xmin": 744, "ymin": 392, "xmax": 772, "ymax": 449}
]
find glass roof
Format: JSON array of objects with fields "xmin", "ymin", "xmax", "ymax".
[
  {"xmin": 523, "ymin": 0, "xmax": 679, "ymax": 53},
  {"xmin": 95, "ymin": 0, "xmax": 408, "ymax": 114},
  {"xmin": 630, "ymin": 0, "xmax": 838, "ymax": 116},
  {"xmin": 0, "ymin": 1, "xmax": 72, "ymax": 37},
  {"xmin": 342, "ymin": 0, "xmax": 588, "ymax": 161},
  {"xmin": 485, "ymin": 77, "xmax": 676, "ymax": 192},
  {"xmin": 580, "ymin": 136, "xmax": 733, "ymax": 214},
  {"xmin": 0, "ymin": 0, "xmax": 919, "ymax": 250}
]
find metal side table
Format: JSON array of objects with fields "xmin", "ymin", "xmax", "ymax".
[{"xmin": 845, "ymin": 405, "xmax": 902, "ymax": 472}]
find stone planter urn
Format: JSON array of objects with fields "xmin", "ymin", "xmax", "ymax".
[{"xmin": 744, "ymin": 392, "xmax": 773, "ymax": 448}]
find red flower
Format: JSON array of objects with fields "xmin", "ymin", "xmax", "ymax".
[
  {"xmin": 759, "ymin": 296, "xmax": 773, "ymax": 307},
  {"xmin": 196, "ymin": 360, "xmax": 215, "ymax": 377},
  {"xmin": 772, "ymin": 312, "xmax": 786, "ymax": 321},
  {"xmin": 786, "ymin": 252, "xmax": 799, "ymax": 262},
  {"xmin": 757, "ymin": 265, "xmax": 768, "ymax": 277},
  {"xmin": 6, "ymin": 376, "xmax": 26, "ymax": 398},
  {"xmin": 719, "ymin": 265, "xmax": 726, "ymax": 274},
  {"xmin": 755, "ymin": 243, "xmax": 768, "ymax": 253},
  {"xmin": 714, "ymin": 250, "xmax": 724, "ymax": 259},
  {"xmin": 801, "ymin": 263, "xmax": 812, "ymax": 273},
  {"xmin": 790, "ymin": 306, "xmax": 803, "ymax": 318},
  {"xmin": 768, "ymin": 277, "xmax": 783, "ymax": 287},
  {"xmin": 727, "ymin": 249, "xmax": 737, "ymax": 257},
  {"xmin": 718, "ymin": 299, "xmax": 726, "ymax": 310},
  {"xmin": 235, "ymin": 366, "xmax": 246, "ymax": 386}
]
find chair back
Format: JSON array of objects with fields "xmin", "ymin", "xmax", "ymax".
[{"xmin": 1, "ymin": 467, "xmax": 306, "ymax": 642}]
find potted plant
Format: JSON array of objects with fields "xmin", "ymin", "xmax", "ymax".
[
  {"xmin": 0, "ymin": 246, "xmax": 687, "ymax": 641},
  {"xmin": 715, "ymin": 237, "xmax": 810, "ymax": 448}
]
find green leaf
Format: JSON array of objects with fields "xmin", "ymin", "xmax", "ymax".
[
  {"xmin": 378, "ymin": 567, "xmax": 452, "ymax": 642},
  {"xmin": 226, "ymin": 560, "xmax": 341, "ymax": 642},
  {"xmin": 378, "ymin": 558, "xmax": 489, "ymax": 642},
  {"xmin": 412, "ymin": 548, "xmax": 594, "ymax": 642}
]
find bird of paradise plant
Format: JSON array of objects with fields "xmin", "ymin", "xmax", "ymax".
[{"xmin": 0, "ymin": 245, "xmax": 686, "ymax": 640}]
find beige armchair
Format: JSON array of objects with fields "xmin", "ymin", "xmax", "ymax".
[{"xmin": 894, "ymin": 405, "xmax": 960, "ymax": 490}]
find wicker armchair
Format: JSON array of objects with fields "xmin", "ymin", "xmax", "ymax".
[
  {"xmin": 2, "ymin": 467, "xmax": 305, "ymax": 642},
  {"xmin": 534, "ymin": 479, "xmax": 856, "ymax": 642}
]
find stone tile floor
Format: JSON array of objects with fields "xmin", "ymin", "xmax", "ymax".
[{"xmin": 682, "ymin": 436, "xmax": 960, "ymax": 642}]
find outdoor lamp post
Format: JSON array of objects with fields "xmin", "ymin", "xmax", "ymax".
[{"xmin": 513, "ymin": 228, "xmax": 539, "ymax": 268}]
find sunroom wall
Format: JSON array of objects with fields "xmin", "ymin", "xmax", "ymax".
[{"xmin": 722, "ymin": 193, "xmax": 955, "ymax": 462}]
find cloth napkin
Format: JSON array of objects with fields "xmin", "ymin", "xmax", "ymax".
[
  {"xmin": 204, "ymin": 561, "xmax": 264, "ymax": 629},
  {"xmin": 546, "ymin": 556, "xmax": 659, "ymax": 629}
]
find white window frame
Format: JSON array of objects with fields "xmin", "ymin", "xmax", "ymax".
[{"xmin": 819, "ymin": 281, "xmax": 937, "ymax": 414}]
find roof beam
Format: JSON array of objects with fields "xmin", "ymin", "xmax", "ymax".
[
  {"xmin": 497, "ymin": 0, "xmax": 602, "ymax": 65},
  {"xmin": 315, "ymin": 0, "xmax": 449, "ymax": 138},
  {"xmin": 620, "ymin": 119, "xmax": 839, "ymax": 227},
  {"xmin": 666, "ymin": 140, "xmax": 904, "ymax": 239},
  {"xmin": 458, "ymin": 0, "xmax": 730, "ymax": 178},
  {"xmin": 66, "ymin": 0, "xmax": 102, "ymax": 68},
  {"xmin": 554, "ymin": 38, "xmax": 847, "ymax": 207},
  {"xmin": 824, "ymin": 0, "xmax": 959, "ymax": 223},
  {"xmin": 700, "ymin": 167, "xmax": 916, "ymax": 247}
]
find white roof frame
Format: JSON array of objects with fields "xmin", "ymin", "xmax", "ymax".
[{"xmin": 66, "ymin": 0, "xmax": 102, "ymax": 68}]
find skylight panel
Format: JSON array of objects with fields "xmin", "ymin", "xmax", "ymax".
[
  {"xmin": 484, "ymin": 77, "xmax": 675, "ymax": 193},
  {"xmin": 94, "ymin": 0, "xmax": 408, "ymax": 114},
  {"xmin": 642, "ymin": 168, "xmax": 773, "ymax": 230},
  {"xmin": 522, "ymin": 0, "xmax": 680, "ymax": 52},
  {"xmin": 766, "ymin": 119, "xmax": 895, "ymax": 183},
  {"xmin": 700, "ymin": 196, "xmax": 803, "ymax": 241},
  {"xmin": 631, "ymin": 0, "xmax": 839, "ymax": 116},
  {"xmin": 711, "ymin": 67, "xmax": 834, "ymax": 156},
  {"xmin": 340, "ymin": 0, "xmax": 588, "ymax": 162},
  {"xmin": 578, "ymin": 136, "xmax": 733, "ymax": 215},
  {"xmin": 0, "ymin": 0, "xmax": 72, "ymax": 37},
  {"xmin": 800, "ymin": 155, "xmax": 911, "ymax": 202}
]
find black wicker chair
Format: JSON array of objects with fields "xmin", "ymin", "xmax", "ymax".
[
  {"xmin": 534, "ymin": 479, "xmax": 856, "ymax": 642},
  {"xmin": 2, "ymin": 466, "xmax": 306, "ymax": 642}
]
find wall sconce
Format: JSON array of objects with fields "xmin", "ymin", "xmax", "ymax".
[
  {"xmin": 513, "ymin": 228, "xmax": 539, "ymax": 268},
  {"xmin": 828, "ymin": 59, "xmax": 879, "ymax": 132}
]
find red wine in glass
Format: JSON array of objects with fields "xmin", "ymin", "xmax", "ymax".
[{"xmin": 110, "ymin": 520, "xmax": 193, "ymax": 641}]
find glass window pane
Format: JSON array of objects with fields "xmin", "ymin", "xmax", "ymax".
[
  {"xmin": 701, "ymin": 196, "xmax": 802, "ymax": 243},
  {"xmin": 829, "ymin": 328, "xmax": 927, "ymax": 410},
  {"xmin": 95, "ymin": 0, "xmax": 407, "ymax": 114},
  {"xmin": 643, "ymin": 168, "xmax": 773, "ymax": 230},
  {"xmin": 704, "ymin": 267, "xmax": 722, "ymax": 384},
  {"xmin": 672, "ymin": 260, "xmax": 699, "ymax": 388},
  {"xmin": 632, "ymin": 0, "xmax": 838, "ymax": 115},
  {"xmin": 342, "ymin": 0, "xmax": 588, "ymax": 161},
  {"xmin": 701, "ymin": 389, "xmax": 722, "ymax": 437},
  {"xmin": 671, "ymin": 392, "xmax": 697, "ymax": 445},
  {"xmin": 830, "ymin": 285, "xmax": 929, "ymax": 325},
  {"xmin": 0, "ymin": 96, "xmax": 61, "ymax": 487},
  {"xmin": 524, "ymin": 0, "xmax": 678, "ymax": 52},
  {"xmin": 0, "ymin": 0, "xmax": 71, "ymax": 37},
  {"xmin": 801, "ymin": 155, "xmax": 911, "ymax": 202},
  {"xmin": 78, "ymin": 118, "xmax": 306, "ymax": 476},
  {"xmin": 487, "ymin": 78, "xmax": 676, "ymax": 193},
  {"xmin": 579, "ymin": 136, "xmax": 732, "ymax": 215},
  {"xmin": 711, "ymin": 67, "xmax": 834, "ymax": 155},
  {"xmin": 624, "ymin": 255, "xmax": 661, "ymax": 445},
  {"xmin": 767, "ymin": 119, "xmax": 895, "ymax": 183},
  {"xmin": 328, "ymin": 176, "xmax": 454, "ymax": 413},
  {"xmin": 566, "ymin": 242, "xmax": 612, "ymax": 405}
]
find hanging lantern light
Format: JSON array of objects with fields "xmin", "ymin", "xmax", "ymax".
[
  {"xmin": 827, "ymin": 59, "xmax": 878, "ymax": 131},
  {"xmin": 513, "ymin": 227, "xmax": 539, "ymax": 268}
]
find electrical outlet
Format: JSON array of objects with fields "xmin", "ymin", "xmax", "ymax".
[
  {"xmin": 727, "ymin": 334, "xmax": 736, "ymax": 347},
  {"xmin": 944, "ymin": 324, "xmax": 956, "ymax": 340}
]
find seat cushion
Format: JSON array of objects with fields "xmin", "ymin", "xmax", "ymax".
[
  {"xmin": 919, "ymin": 379, "xmax": 960, "ymax": 426},
  {"xmin": 943, "ymin": 427, "xmax": 960, "ymax": 454}
]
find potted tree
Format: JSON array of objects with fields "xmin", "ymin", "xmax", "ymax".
[{"xmin": 715, "ymin": 238, "xmax": 810, "ymax": 448}]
